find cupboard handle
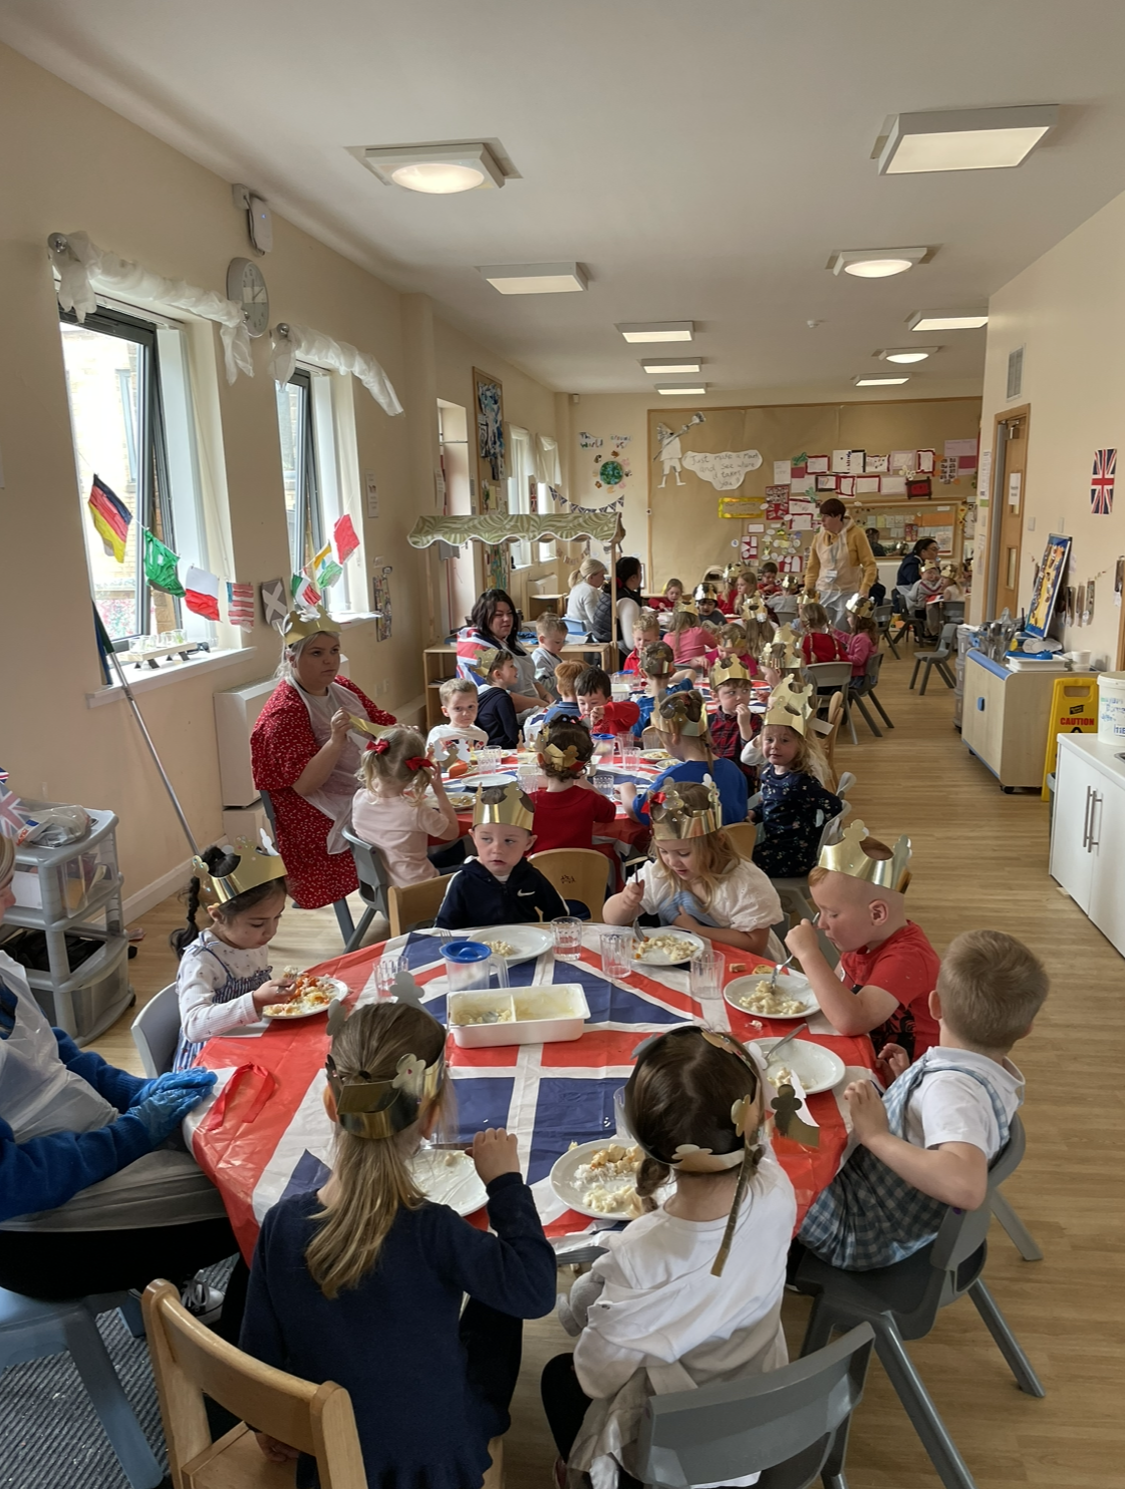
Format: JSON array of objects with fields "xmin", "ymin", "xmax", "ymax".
[
  {"xmin": 1081, "ymin": 786, "xmax": 1092, "ymax": 850},
  {"xmin": 1089, "ymin": 792, "xmax": 1103, "ymax": 851}
]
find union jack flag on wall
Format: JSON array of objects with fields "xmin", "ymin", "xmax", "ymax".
[{"xmin": 1091, "ymin": 448, "xmax": 1116, "ymax": 515}]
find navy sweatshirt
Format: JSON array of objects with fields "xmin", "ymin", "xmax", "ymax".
[
  {"xmin": 476, "ymin": 685, "xmax": 519, "ymax": 749},
  {"xmin": 435, "ymin": 857, "xmax": 567, "ymax": 931}
]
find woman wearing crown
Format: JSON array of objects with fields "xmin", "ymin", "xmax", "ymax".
[{"xmin": 251, "ymin": 609, "xmax": 396, "ymax": 910}]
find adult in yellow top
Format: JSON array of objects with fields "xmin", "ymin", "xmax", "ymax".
[{"xmin": 804, "ymin": 498, "xmax": 878, "ymax": 629}]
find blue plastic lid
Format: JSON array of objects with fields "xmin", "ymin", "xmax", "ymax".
[{"xmin": 442, "ymin": 940, "xmax": 492, "ymax": 963}]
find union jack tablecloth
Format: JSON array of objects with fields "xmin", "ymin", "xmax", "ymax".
[{"xmin": 184, "ymin": 929, "xmax": 875, "ymax": 1262}]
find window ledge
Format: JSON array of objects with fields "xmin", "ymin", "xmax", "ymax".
[
  {"xmin": 87, "ymin": 646, "xmax": 257, "ymax": 708},
  {"xmin": 335, "ymin": 612, "xmax": 382, "ymax": 630}
]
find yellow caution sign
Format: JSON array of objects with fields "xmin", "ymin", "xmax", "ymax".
[{"xmin": 1042, "ymin": 675, "xmax": 1098, "ymax": 799}]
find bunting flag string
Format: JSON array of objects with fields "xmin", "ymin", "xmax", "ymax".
[
  {"xmin": 142, "ymin": 528, "xmax": 185, "ymax": 596},
  {"xmin": 227, "ymin": 581, "xmax": 255, "ymax": 631},
  {"xmin": 87, "ymin": 475, "xmax": 132, "ymax": 564}
]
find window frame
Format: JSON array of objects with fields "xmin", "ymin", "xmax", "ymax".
[
  {"xmin": 507, "ymin": 424, "xmax": 534, "ymax": 568},
  {"xmin": 277, "ymin": 367, "xmax": 326, "ymax": 576}
]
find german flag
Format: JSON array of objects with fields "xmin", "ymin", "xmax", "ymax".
[{"xmin": 87, "ymin": 475, "xmax": 132, "ymax": 564}]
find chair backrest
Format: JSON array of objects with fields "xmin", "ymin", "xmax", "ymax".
[
  {"xmin": 130, "ymin": 984, "xmax": 181, "ymax": 1078},
  {"xmin": 724, "ymin": 821, "xmax": 759, "ymax": 861},
  {"xmin": 387, "ymin": 874, "xmax": 453, "ymax": 938},
  {"xmin": 931, "ymin": 1115, "xmax": 1027, "ymax": 1275},
  {"xmin": 529, "ymin": 848, "xmax": 607, "ymax": 918},
  {"xmin": 342, "ymin": 828, "xmax": 391, "ymax": 904},
  {"xmin": 864, "ymin": 650, "xmax": 885, "ymax": 685},
  {"xmin": 142, "ymin": 1279, "xmax": 368, "ymax": 1489},
  {"xmin": 805, "ymin": 661, "xmax": 852, "ymax": 692},
  {"xmin": 942, "ymin": 600, "xmax": 966, "ymax": 623},
  {"xmin": 636, "ymin": 1323, "xmax": 874, "ymax": 1489},
  {"xmin": 873, "ymin": 602, "xmax": 893, "ymax": 629},
  {"xmin": 259, "ymin": 789, "xmax": 277, "ymax": 832},
  {"xmin": 937, "ymin": 621, "xmax": 960, "ymax": 654}
]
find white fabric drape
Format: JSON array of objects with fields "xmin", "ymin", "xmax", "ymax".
[
  {"xmin": 49, "ymin": 231, "xmax": 252, "ymax": 385},
  {"xmin": 268, "ymin": 322, "xmax": 403, "ymax": 417},
  {"xmin": 535, "ymin": 433, "xmax": 561, "ymax": 486}
]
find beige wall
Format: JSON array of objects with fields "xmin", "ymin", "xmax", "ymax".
[
  {"xmin": 976, "ymin": 189, "xmax": 1125, "ymax": 667},
  {"xmin": 0, "ymin": 42, "xmax": 558, "ymax": 907}
]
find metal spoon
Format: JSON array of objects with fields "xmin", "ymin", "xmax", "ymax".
[
  {"xmin": 763, "ymin": 1021, "xmax": 808, "ymax": 1066},
  {"xmin": 770, "ymin": 912, "xmax": 820, "ymax": 988}
]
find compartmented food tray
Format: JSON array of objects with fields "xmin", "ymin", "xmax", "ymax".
[{"xmin": 448, "ymin": 984, "xmax": 590, "ymax": 1046}]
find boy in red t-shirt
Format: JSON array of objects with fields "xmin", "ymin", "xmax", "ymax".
[
  {"xmin": 575, "ymin": 667, "xmax": 640, "ymax": 737},
  {"xmin": 785, "ymin": 826, "xmax": 940, "ymax": 1069},
  {"xmin": 530, "ymin": 719, "xmax": 616, "ymax": 855}
]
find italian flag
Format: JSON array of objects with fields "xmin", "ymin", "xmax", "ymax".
[{"xmin": 184, "ymin": 566, "xmax": 220, "ymax": 620}]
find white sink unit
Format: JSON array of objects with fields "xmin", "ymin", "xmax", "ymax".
[{"xmin": 1049, "ymin": 734, "xmax": 1125, "ymax": 958}]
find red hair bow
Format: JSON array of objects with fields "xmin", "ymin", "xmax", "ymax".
[
  {"xmin": 651, "ymin": 791, "xmax": 666, "ymax": 806},
  {"xmin": 404, "ymin": 757, "xmax": 430, "ymax": 773},
  {"xmin": 366, "ymin": 738, "xmax": 390, "ymax": 755}
]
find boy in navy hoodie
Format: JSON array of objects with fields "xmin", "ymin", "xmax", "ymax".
[
  {"xmin": 475, "ymin": 649, "xmax": 521, "ymax": 749},
  {"xmin": 436, "ymin": 783, "xmax": 567, "ymax": 930}
]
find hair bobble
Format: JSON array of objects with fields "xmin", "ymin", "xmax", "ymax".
[
  {"xmin": 366, "ymin": 738, "xmax": 390, "ymax": 755},
  {"xmin": 404, "ymin": 757, "xmax": 430, "ymax": 773}
]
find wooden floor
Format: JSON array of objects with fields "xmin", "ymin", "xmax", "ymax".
[{"xmin": 93, "ymin": 644, "xmax": 1125, "ymax": 1489}]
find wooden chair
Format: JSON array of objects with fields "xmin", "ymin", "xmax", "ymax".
[
  {"xmin": 529, "ymin": 848, "xmax": 607, "ymax": 918},
  {"xmin": 142, "ymin": 1279, "xmax": 367, "ymax": 1489},
  {"xmin": 723, "ymin": 821, "xmax": 760, "ymax": 861},
  {"xmin": 387, "ymin": 874, "xmax": 453, "ymax": 938}
]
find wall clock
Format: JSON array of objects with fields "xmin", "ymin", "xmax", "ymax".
[{"xmin": 226, "ymin": 257, "xmax": 270, "ymax": 338}]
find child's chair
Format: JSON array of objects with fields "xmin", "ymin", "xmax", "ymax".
[
  {"xmin": 806, "ymin": 662, "xmax": 856, "ymax": 745},
  {"xmin": 142, "ymin": 1279, "xmax": 367, "ymax": 1489},
  {"xmin": 130, "ymin": 983, "xmax": 181, "ymax": 1077},
  {"xmin": 529, "ymin": 849, "xmax": 607, "ymax": 919},
  {"xmin": 342, "ymin": 829, "xmax": 391, "ymax": 951},
  {"xmin": 849, "ymin": 652, "xmax": 895, "ymax": 734},
  {"xmin": 387, "ymin": 875, "xmax": 454, "ymax": 938}
]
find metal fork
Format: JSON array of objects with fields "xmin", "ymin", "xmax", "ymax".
[{"xmin": 770, "ymin": 911, "xmax": 819, "ymax": 988}]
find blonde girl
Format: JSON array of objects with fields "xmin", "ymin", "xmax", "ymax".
[
  {"xmin": 665, "ymin": 602, "xmax": 711, "ymax": 667},
  {"xmin": 566, "ymin": 556, "xmax": 608, "ymax": 633},
  {"xmin": 351, "ymin": 726, "xmax": 460, "ymax": 886},
  {"xmin": 798, "ymin": 601, "xmax": 847, "ymax": 665},
  {"xmin": 744, "ymin": 721, "xmax": 843, "ymax": 879},
  {"xmin": 652, "ymin": 576, "xmax": 684, "ymax": 612},
  {"xmin": 240, "ymin": 1001, "xmax": 556, "ymax": 1483},
  {"xmin": 623, "ymin": 606, "xmax": 661, "ymax": 673},
  {"xmin": 620, "ymin": 690, "xmax": 749, "ymax": 831},
  {"xmin": 731, "ymin": 567, "xmax": 758, "ymax": 608},
  {"xmin": 605, "ymin": 781, "xmax": 783, "ymax": 955}
]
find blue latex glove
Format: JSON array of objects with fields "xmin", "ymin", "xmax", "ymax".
[
  {"xmin": 130, "ymin": 1074, "xmax": 217, "ymax": 1145},
  {"xmin": 132, "ymin": 1068, "xmax": 216, "ymax": 1106}
]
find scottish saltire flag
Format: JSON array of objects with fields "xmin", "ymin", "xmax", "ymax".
[
  {"xmin": 1091, "ymin": 448, "xmax": 1116, "ymax": 514},
  {"xmin": 87, "ymin": 475, "xmax": 132, "ymax": 563}
]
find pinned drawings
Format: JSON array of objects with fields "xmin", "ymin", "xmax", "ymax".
[
  {"xmin": 682, "ymin": 448, "xmax": 763, "ymax": 491},
  {"xmin": 578, "ymin": 431, "xmax": 603, "ymax": 450},
  {"xmin": 655, "ymin": 413, "xmax": 705, "ymax": 488},
  {"xmin": 334, "ymin": 514, "xmax": 361, "ymax": 563},
  {"xmin": 260, "ymin": 578, "xmax": 289, "ymax": 627},
  {"xmin": 227, "ymin": 582, "xmax": 255, "ymax": 631},
  {"xmin": 372, "ymin": 566, "xmax": 393, "ymax": 642},
  {"xmin": 473, "ymin": 368, "xmax": 505, "ymax": 481}
]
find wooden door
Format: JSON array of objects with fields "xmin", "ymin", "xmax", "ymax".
[{"xmin": 994, "ymin": 406, "xmax": 1030, "ymax": 618}]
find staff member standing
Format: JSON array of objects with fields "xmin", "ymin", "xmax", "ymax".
[{"xmin": 803, "ymin": 498, "xmax": 877, "ymax": 628}]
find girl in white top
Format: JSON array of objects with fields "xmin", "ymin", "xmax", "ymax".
[
  {"xmin": 565, "ymin": 557, "xmax": 607, "ymax": 633},
  {"xmin": 542, "ymin": 1025, "xmax": 796, "ymax": 1489},
  {"xmin": 351, "ymin": 726, "xmax": 460, "ymax": 886}
]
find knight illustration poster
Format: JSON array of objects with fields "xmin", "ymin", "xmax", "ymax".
[
  {"xmin": 473, "ymin": 367, "xmax": 505, "ymax": 482},
  {"xmin": 1026, "ymin": 533, "xmax": 1070, "ymax": 637}
]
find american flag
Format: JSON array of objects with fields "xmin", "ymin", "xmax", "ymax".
[
  {"xmin": 1091, "ymin": 448, "xmax": 1116, "ymax": 515},
  {"xmin": 226, "ymin": 581, "xmax": 255, "ymax": 631}
]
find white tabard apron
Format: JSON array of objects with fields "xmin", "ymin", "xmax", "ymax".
[
  {"xmin": 291, "ymin": 679, "xmax": 367, "ymax": 854},
  {"xmin": 0, "ymin": 951, "xmax": 226, "ymax": 1232}
]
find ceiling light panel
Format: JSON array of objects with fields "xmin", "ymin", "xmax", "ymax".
[
  {"xmin": 831, "ymin": 246, "xmax": 929, "ymax": 278},
  {"xmin": 854, "ymin": 376, "xmax": 910, "ymax": 386},
  {"xmin": 478, "ymin": 263, "xmax": 587, "ymax": 294},
  {"xmin": 360, "ymin": 142, "xmax": 507, "ymax": 193},
  {"xmin": 908, "ymin": 310, "xmax": 988, "ymax": 331},
  {"xmin": 878, "ymin": 346, "xmax": 938, "ymax": 363},
  {"xmin": 877, "ymin": 105, "xmax": 1058, "ymax": 174},
  {"xmin": 617, "ymin": 322, "xmax": 694, "ymax": 343},
  {"xmin": 641, "ymin": 358, "xmax": 702, "ymax": 374},
  {"xmin": 656, "ymin": 383, "xmax": 707, "ymax": 395}
]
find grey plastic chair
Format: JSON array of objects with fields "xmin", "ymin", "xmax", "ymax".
[
  {"xmin": 0, "ymin": 1289, "xmax": 160, "ymax": 1488},
  {"xmin": 805, "ymin": 661, "xmax": 856, "ymax": 745},
  {"xmin": 342, "ymin": 827, "xmax": 391, "ymax": 952},
  {"xmin": 850, "ymin": 652, "xmax": 895, "ymax": 736},
  {"xmin": 260, "ymin": 789, "xmax": 355, "ymax": 944},
  {"xmin": 769, "ymin": 810, "xmax": 846, "ymax": 970},
  {"xmin": 636, "ymin": 1323, "xmax": 875, "ymax": 1489},
  {"xmin": 130, "ymin": 982, "xmax": 180, "ymax": 1077},
  {"xmin": 793, "ymin": 1115, "xmax": 1044, "ymax": 1489},
  {"xmin": 991, "ymin": 1190, "xmax": 1044, "ymax": 1261},
  {"xmin": 873, "ymin": 601, "xmax": 900, "ymax": 659},
  {"xmin": 909, "ymin": 623, "xmax": 959, "ymax": 696}
]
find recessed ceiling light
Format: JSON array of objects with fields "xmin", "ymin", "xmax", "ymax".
[
  {"xmin": 908, "ymin": 310, "xmax": 988, "ymax": 331},
  {"xmin": 875, "ymin": 105, "xmax": 1058, "ymax": 174},
  {"xmin": 360, "ymin": 142, "xmax": 507, "ymax": 193},
  {"xmin": 617, "ymin": 322, "xmax": 694, "ymax": 343},
  {"xmin": 831, "ymin": 247, "xmax": 929, "ymax": 278},
  {"xmin": 878, "ymin": 347, "xmax": 939, "ymax": 363},
  {"xmin": 656, "ymin": 383, "xmax": 707, "ymax": 395},
  {"xmin": 641, "ymin": 358, "xmax": 702, "ymax": 374},
  {"xmin": 854, "ymin": 376, "xmax": 910, "ymax": 386},
  {"xmin": 477, "ymin": 263, "xmax": 587, "ymax": 294}
]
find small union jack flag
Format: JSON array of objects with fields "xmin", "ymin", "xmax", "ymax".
[
  {"xmin": 1091, "ymin": 448, "xmax": 1116, "ymax": 515},
  {"xmin": 0, "ymin": 782, "xmax": 27, "ymax": 839}
]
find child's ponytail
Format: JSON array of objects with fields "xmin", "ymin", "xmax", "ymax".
[
  {"xmin": 169, "ymin": 875, "xmax": 205, "ymax": 956},
  {"xmin": 168, "ymin": 844, "xmax": 287, "ymax": 956}
]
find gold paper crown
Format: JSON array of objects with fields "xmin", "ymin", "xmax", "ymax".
[
  {"xmin": 766, "ymin": 624, "xmax": 803, "ymax": 671},
  {"xmin": 740, "ymin": 599, "xmax": 770, "ymax": 625},
  {"xmin": 535, "ymin": 730, "xmax": 584, "ymax": 774},
  {"xmin": 467, "ymin": 645, "xmax": 502, "ymax": 678},
  {"xmin": 473, "ymin": 781, "xmax": 535, "ymax": 831},
  {"xmin": 693, "ymin": 582, "xmax": 719, "ymax": 602},
  {"xmin": 326, "ymin": 1043, "xmax": 445, "ymax": 1140},
  {"xmin": 762, "ymin": 676, "xmax": 814, "ymax": 735},
  {"xmin": 711, "ymin": 658, "xmax": 752, "ymax": 690},
  {"xmin": 349, "ymin": 713, "xmax": 395, "ymax": 740},
  {"xmin": 818, "ymin": 819, "xmax": 911, "ymax": 890},
  {"xmin": 780, "ymin": 574, "xmax": 804, "ymax": 592},
  {"xmin": 650, "ymin": 775, "xmax": 722, "ymax": 839},
  {"xmin": 640, "ymin": 642, "xmax": 674, "ymax": 677},
  {"xmin": 724, "ymin": 562, "xmax": 747, "ymax": 583},
  {"xmin": 845, "ymin": 592, "xmax": 875, "ymax": 619},
  {"xmin": 673, "ymin": 598, "xmax": 699, "ymax": 619},
  {"xmin": 653, "ymin": 690, "xmax": 709, "ymax": 737},
  {"xmin": 280, "ymin": 606, "xmax": 339, "ymax": 645},
  {"xmin": 193, "ymin": 833, "xmax": 287, "ymax": 904}
]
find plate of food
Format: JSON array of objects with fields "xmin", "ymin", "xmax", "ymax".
[
  {"xmin": 632, "ymin": 929, "xmax": 706, "ymax": 967},
  {"xmin": 724, "ymin": 966, "xmax": 818, "ymax": 1020},
  {"xmin": 550, "ymin": 1138, "xmax": 647, "ymax": 1220},
  {"xmin": 262, "ymin": 973, "xmax": 349, "ymax": 1020},
  {"xmin": 464, "ymin": 923, "xmax": 555, "ymax": 966},
  {"xmin": 640, "ymin": 749, "xmax": 673, "ymax": 762},
  {"xmin": 409, "ymin": 1147, "xmax": 487, "ymax": 1216},
  {"xmin": 446, "ymin": 771, "xmax": 519, "ymax": 789},
  {"xmin": 446, "ymin": 792, "xmax": 475, "ymax": 809},
  {"xmin": 750, "ymin": 1037, "xmax": 845, "ymax": 1096}
]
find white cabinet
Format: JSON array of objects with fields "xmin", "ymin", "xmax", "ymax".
[
  {"xmin": 1050, "ymin": 735, "xmax": 1125, "ymax": 958},
  {"xmin": 961, "ymin": 651, "xmax": 1061, "ymax": 790}
]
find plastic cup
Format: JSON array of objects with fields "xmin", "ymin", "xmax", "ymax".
[
  {"xmin": 374, "ymin": 953, "xmax": 404, "ymax": 1000},
  {"xmin": 552, "ymin": 916, "xmax": 583, "ymax": 961},
  {"xmin": 622, "ymin": 745, "xmax": 641, "ymax": 773},
  {"xmin": 600, "ymin": 929, "xmax": 633, "ymax": 981},
  {"xmin": 689, "ymin": 949, "xmax": 723, "ymax": 1002},
  {"xmin": 613, "ymin": 1085, "xmax": 631, "ymax": 1138}
]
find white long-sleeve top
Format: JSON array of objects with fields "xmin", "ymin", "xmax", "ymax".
[
  {"xmin": 566, "ymin": 580, "xmax": 603, "ymax": 632},
  {"xmin": 175, "ymin": 930, "xmax": 272, "ymax": 1046}
]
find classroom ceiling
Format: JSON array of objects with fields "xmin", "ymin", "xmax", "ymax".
[{"xmin": 6, "ymin": 0, "xmax": 1125, "ymax": 397}]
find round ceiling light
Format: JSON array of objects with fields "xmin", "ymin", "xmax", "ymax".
[
  {"xmin": 843, "ymin": 257, "xmax": 916, "ymax": 278},
  {"xmin": 390, "ymin": 161, "xmax": 486, "ymax": 194},
  {"xmin": 885, "ymin": 351, "xmax": 930, "ymax": 363}
]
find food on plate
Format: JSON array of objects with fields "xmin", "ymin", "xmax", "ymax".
[
  {"xmin": 456, "ymin": 1007, "xmax": 514, "ymax": 1026},
  {"xmin": 729, "ymin": 963, "xmax": 746, "ymax": 974},
  {"xmin": 733, "ymin": 978, "xmax": 808, "ymax": 1017},
  {"xmin": 447, "ymin": 793, "xmax": 474, "ymax": 809},
  {"xmin": 481, "ymin": 938, "xmax": 516, "ymax": 958},
  {"xmin": 575, "ymin": 1143, "xmax": 645, "ymax": 1218},
  {"xmin": 635, "ymin": 934, "xmax": 698, "ymax": 963},
  {"xmin": 264, "ymin": 973, "xmax": 339, "ymax": 1017},
  {"xmin": 448, "ymin": 760, "xmax": 470, "ymax": 778},
  {"xmin": 765, "ymin": 1065, "xmax": 794, "ymax": 1088}
]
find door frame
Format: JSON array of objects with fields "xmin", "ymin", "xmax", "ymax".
[{"xmin": 984, "ymin": 403, "xmax": 1030, "ymax": 621}]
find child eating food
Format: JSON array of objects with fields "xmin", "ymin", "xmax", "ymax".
[
  {"xmin": 531, "ymin": 720, "xmax": 616, "ymax": 854},
  {"xmin": 575, "ymin": 666, "xmax": 640, "ymax": 738},
  {"xmin": 425, "ymin": 677, "xmax": 487, "ymax": 765},
  {"xmin": 436, "ymin": 783, "xmax": 567, "ymax": 929},
  {"xmin": 352, "ymin": 726, "xmax": 460, "ymax": 887},
  {"xmin": 744, "ymin": 679, "xmax": 843, "ymax": 879},
  {"xmin": 709, "ymin": 660, "xmax": 759, "ymax": 787}
]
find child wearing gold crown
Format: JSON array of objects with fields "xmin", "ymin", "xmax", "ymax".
[
  {"xmin": 541, "ymin": 1026, "xmax": 795, "ymax": 1488},
  {"xmin": 785, "ymin": 823, "xmax": 941, "ymax": 1063},
  {"xmin": 605, "ymin": 781, "xmax": 782, "ymax": 956},
  {"xmin": 743, "ymin": 680, "xmax": 843, "ymax": 880},
  {"xmin": 530, "ymin": 720, "xmax": 616, "ymax": 856},
  {"xmin": 622, "ymin": 690, "xmax": 749, "ymax": 830},
  {"xmin": 170, "ymin": 840, "xmax": 297, "ymax": 1071},
  {"xmin": 794, "ymin": 930, "xmax": 1047, "ymax": 1272},
  {"xmin": 435, "ymin": 783, "xmax": 568, "ymax": 930},
  {"xmin": 632, "ymin": 642, "xmax": 694, "ymax": 738},
  {"xmin": 708, "ymin": 658, "xmax": 760, "ymax": 789},
  {"xmin": 240, "ymin": 999, "xmax": 556, "ymax": 1481}
]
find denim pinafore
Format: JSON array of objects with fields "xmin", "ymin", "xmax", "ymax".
[{"xmin": 172, "ymin": 944, "xmax": 271, "ymax": 1072}]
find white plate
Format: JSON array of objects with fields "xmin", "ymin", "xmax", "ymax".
[
  {"xmin": 751, "ymin": 1037, "xmax": 845, "ymax": 1096},
  {"xmin": 464, "ymin": 923, "xmax": 554, "ymax": 966},
  {"xmin": 262, "ymin": 976, "xmax": 349, "ymax": 1020},
  {"xmin": 447, "ymin": 793, "xmax": 475, "ymax": 809},
  {"xmin": 723, "ymin": 968, "xmax": 818, "ymax": 1020},
  {"xmin": 632, "ymin": 929, "xmax": 706, "ymax": 967},
  {"xmin": 410, "ymin": 1148, "xmax": 487, "ymax": 1216},
  {"xmin": 550, "ymin": 1138, "xmax": 644, "ymax": 1220}
]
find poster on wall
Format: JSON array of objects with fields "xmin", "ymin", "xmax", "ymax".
[
  {"xmin": 473, "ymin": 368, "xmax": 505, "ymax": 481},
  {"xmin": 655, "ymin": 414, "xmax": 705, "ymax": 488},
  {"xmin": 681, "ymin": 447, "xmax": 762, "ymax": 490},
  {"xmin": 1026, "ymin": 534, "xmax": 1071, "ymax": 638},
  {"xmin": 372, "ymin": 566, "xmax": 393, "ymax": 642}
]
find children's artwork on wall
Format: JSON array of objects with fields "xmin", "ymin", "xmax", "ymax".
[
  {"xmin": 372, "ymin": 566, "xmax": 393, "ymax": 642},
  {"xmin": 578, "ymin": 431, "xmax": 603, "ymax": 450},
  {"xmin": 654, "ymin": 413, "xmax": 705, "ymax": 488},
  {"xmin": 483, "ymin": 543, "xmax": 509, "ymax": 594},
  {"xmin": 682, "ymin": 447, "xmax": 764, "ymax": 491},
  {"xmin": 226, "ymin": 582, "xmax": 255, "ymax": 631},
  {"xmin": 1026, "ymin": 533, "xmax": 1071, "ymax": 637},
  {"xmin": 865, "ymin": 454, "xmax": 889, "ymax": 474},
  {"xmin": 1090, "ymin": 448, "xmax": 1116, "ymax": 514},
  {"xmin": 610, "ymin": 434, "xmax": 631, "ymax": 448},
  {"xmin": 939, "ymin": 456, "xmax": 958, "ymax": 484},
  {"xmin": 594, "ymin": 448, "xmax": 632, "ymax": 490},
  {"xmin": 473, "ymin": 368, "xmax": 505, "ymax": 481},
  {"xmin": 183, "ymin": 566, "xmax": 220, "ymax": 621},
  {"xmin": 1085, "ymin": 579, "xmax": 1096, "ymax": 624},
  {"xmin": 334, "ymin": 514, "xmax": 360, "ymax": 563},
  {"xmin": 260, "ymin": 577, "xmax": 288, "ymax": 627}
]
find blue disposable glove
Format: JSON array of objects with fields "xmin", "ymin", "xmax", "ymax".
[
  {"xmin": 132, "ymin": 1068, "xmax": 216, "ymax": 1106},
  {"xmin": 130, "ymin": 1073, "xmax": 217, "ymax": 1146}
]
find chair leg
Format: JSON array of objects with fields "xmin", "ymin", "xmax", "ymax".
[
  {"xmin": 63, "ymin": 1312, "xmax": 163, "ymax": 1489},
  {"xmin": 870, "ymin": 689, "xmax": 895, "ymax": 728},
  {"xmin": 909, "ymin": 659, "xmax": 921, "ymax": 690},
  {"xmin": 345, "ymin": 905, "xmax": 378, "ymax": 954},
  {"xmin": 118, "ymin": 1293, "xmax": 146, "ymax": 1339},
  {"xmin": 919, "ymin": 661, "xmax": 933, "ymax": 696},
  {"xmin": 332, "ymin": 898, "xmax": 355, "ymax": 942},
  {"xmin": 937, "ymin": 661, "xmax": 956, "ymax": 689},
  {"xmin": 843, "ymin": 692, "xmax": 859, "ymax": 745},
  {"xmin": 798, "ymin": 1294, "xmax": 839, "ymax": 1357},
  {"xmin": 966, "ymin": 1280, "xmax": 1046, "ymax": 1397},
  {"xmin": 820, "ymin": 1420, "xmax": 855, "ymax": 1489},
  {"xmin": 884, "ymin": 628, "xmax": 900, "ymax": 659},
  {"xmin": 991, "ymin": 1190, "xmax": 1044, "ymax": 1262},
  {"xmin": 873, "ymin": 1321, "xmax": 980, "ymax": 1489},
  {"xmin": 853, "ymin": 694, "xmax": 882, "ymax": 738}
]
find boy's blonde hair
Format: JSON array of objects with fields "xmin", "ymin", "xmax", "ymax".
[
  {"xmin": 718, "ymin": 622, "xmax": 747, "ymax": 648},
  {"xmin": 634, "ymin": 607, "xmax": 661, "ymax": 638},
  {"xmin": 535, "ymin": 611, "xmax": 568, "ymax": 640},
  {"xmin": 650, "ymin": 784, "xmax": 738, "ymax": 910},
  {"xmin": 356, "ymin": 725, "xmax": 432, "ymax": 802},
  {"xmin": 439, "ymin": 676, "xmax": 477, "ymax": 705},
  {"xmin": 799, "ymin": 601, "xmax": 831, "ymax": 631},
  {"xmin": 937, "ymin": 930, "xmax": 1048, "ymax": 1049},
  {"xmin": 760, "ymin": 722, "xmax": 831, "ymax": 785},
  {"xmin": 554, "ymin": 660, "xmax": 583, "ymax": 698}
]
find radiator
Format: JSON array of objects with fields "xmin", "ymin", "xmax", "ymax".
[{"xmin": 214, "ymin": 677, "xmax": 278, "ymax": 808}]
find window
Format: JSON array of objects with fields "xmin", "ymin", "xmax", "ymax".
[
  {"xmin": 507, "ymin": 425, "xmax": 534, "ymax": 568},
  {"xmin": 60, "ymin": 306, "xmax": 208, "ymax": 642},
  {"xmin": 276, "ymin": 370, "xmax": 323, "ymax": 574},
  {"xmin": 534, "ymin": 435, "xmax": 561, "ymax": 562}
]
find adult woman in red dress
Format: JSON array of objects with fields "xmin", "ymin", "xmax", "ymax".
[{"xmin": 251, "ymin": 611, "xmax": 395, "ymax": 912}]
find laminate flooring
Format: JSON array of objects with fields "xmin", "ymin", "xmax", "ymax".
[{"xmin": 93, "ymin": 644, "xmax": 1125, "ymax": 1489}]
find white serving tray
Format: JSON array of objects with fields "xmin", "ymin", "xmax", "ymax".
[{"xmin": 448, "ymin": 984, "xmax": 590, "ymax": 1047}]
